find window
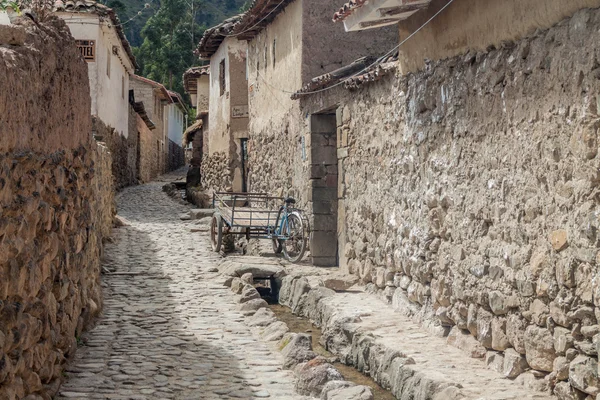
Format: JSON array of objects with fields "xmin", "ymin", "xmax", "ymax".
[
  {"xmin": 121, "ymin": 76, "xmax": 124, "ymax": 99},
  {"xmin": 272, "ymin": 38, "xmax": 277, "ymax": 68},
  {"xmin": 264, "ymin": 45, "xmax": 267, "ymax": 69},
  {"xmin": 219, "ymin": 59, "xmax": 226, "ymax": 96},
  {"xmin": 106, "ymin": 48, "xmax": 111, "ymax": 78},
  {"xmin": 246, "ymin": 48, "xmax": 249, "ymax": 80}
]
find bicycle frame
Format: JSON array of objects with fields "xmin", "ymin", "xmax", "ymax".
[{"xmin": 271, "ymin": 205, "xmax": 291, "ymax": 240}]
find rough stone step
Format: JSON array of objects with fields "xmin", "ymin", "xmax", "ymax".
[
  {"xmin": 220, "ymin": 257, "xmax": 287, "ymax": 279},
  {"xmin": 279, "ymin": 275, "xmax": 556, "ymax": 400}
]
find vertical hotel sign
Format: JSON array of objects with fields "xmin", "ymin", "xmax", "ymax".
[{"xmin": 76, "ymin": 40, "xmax": 96, "ymax": 62}]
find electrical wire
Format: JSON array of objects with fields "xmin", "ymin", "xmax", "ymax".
[
  {"xmin": 252, "ymin": 0, "xmax": 456, "ymax": 96},
  {"xmin": 222, "ymin": 0, "xmax": 287, "ymax": 38},
  {"xmin": 118, "ymin": 1, "xmax": 157, "ymax": 26}
]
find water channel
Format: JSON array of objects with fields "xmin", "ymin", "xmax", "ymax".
[{"xmin": 269, "ymin": 304, "xmax": 395, "ymax": 400}]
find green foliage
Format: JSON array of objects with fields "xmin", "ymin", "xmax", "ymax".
[
  {"xmin": 239, "ymin": 0, "xmax": 251, "ymax": 13},
  {"xmin": 115, "ymin": 0, "xmax": 246, "ymax": 47},
  {"xmin": 119, "ymin": 0, "xmax": 246, "ymax": 105},
  {"xmin": 188, "ymin": 107, "xmax": 197, "ymax": 121},
  {"xmin": 134, "ymin": 0, "xmax": 205, "ymax": 97},
  {"xmin": 0, "ymin": 0, "xmax": 20, "ymax": 12}
]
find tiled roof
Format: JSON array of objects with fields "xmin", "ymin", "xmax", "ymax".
[
  {"xmin": 183, "ymin": 120, "xmax": 203, "ymax": 146},
  {"xmin": 332, "ymin": 0, "xmax": 431, "ymax": 25},
  {"xmin": 131, "ymin": 75, "xmax": 173, "ymax": 103},
  {"xmin": 183, "ymin": 66, "xmax": 209, "ymax": 94},
  {"xmin": 332, "ymin": 0, "xmax": 367, "ymax": 22},
  {"xmin": 195, "ymin": 15, "xmax": 243, "ymax": 59},
  {"xmin": 54, "ymin": 0, "xmax": 138, "ymax": 70},
  {"xmin": 129, "ymin": 90, "xmax": 155, "ymax": 130},
  {"xmin": 291, "ymin": 52, "xmax": 397, "ymax": 99},
  {"xmin": 168, "ymin": 90, "xmax": 188, "ymax": 113},
  {"xmin": 231, "ymin": 0, "xmax": 293, "ymax": 40}
]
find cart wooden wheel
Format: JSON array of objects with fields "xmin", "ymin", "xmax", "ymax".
[
  {"xmin": 272, "ymin": 238, "xmax": 283, "ymax": 254},
  {"xmin": 211, "ymin": 213, "xmax": 223, "ymax": 252},
  {"xmin": 282, "ymin": 212, "xmax": 307, "ymax": 263}
]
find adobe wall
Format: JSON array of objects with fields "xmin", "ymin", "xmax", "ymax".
[
  {"xmin": 196, "ymin": 75, "xmax": 210, "ymax": 112},
  {"xmin": 396, "ymin": 0, "xmax": 600, "ymax": 74},
  {"xmin": 302, "ymin": 0, "xmax": 398, "ymax": 82},
  {"xmin": 93, "ymin": 115, "xmax": 139, "ymax": 190},
  {"xmin": 138, "ymin": 116, "xmax": 160, "ymax": 183},
  {"xmin": 168, "ymin": 139, "xmax": 185, "ymax": 171},
  {"xmin": 129, "ymin": 79, "xmax": 168, "ymax": 174},
  {"xmin": 300, "ymin": 6, "xmax": 600, "ymax": 398},
  {"xmin": 246, "ymin": 0, "xmax": 307, "ymax": 203},
  {"xmin": 0, "ymin": 18, "xmax": 114, "ymax": 399}
]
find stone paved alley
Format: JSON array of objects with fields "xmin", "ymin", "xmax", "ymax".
[{"xmin": 56, "ymin": 175, "xmax": 305, "ymax": 400}]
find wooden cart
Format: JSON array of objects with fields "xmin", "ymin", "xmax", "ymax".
[{"xmin": 210, "ymin": 192, "xmax": 308, "ymax": 262}]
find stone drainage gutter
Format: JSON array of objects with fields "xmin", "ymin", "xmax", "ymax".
[
  {"xmin": 219, "ymin": 257, "xmax": 379, "ymax": 400},
  {"xmin": 277, "ymin": 274, "xmax": 556, "ymax": 400},
  {"xmin": 219, "ymin": 248, "xmax": 555, "ymax": 400}
]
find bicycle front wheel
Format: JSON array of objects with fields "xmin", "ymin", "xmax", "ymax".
[{"xmin": 282, "ymin": 212, "xmax": 307, "ymax": 263}]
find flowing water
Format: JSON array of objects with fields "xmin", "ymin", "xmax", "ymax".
[{"xmin": 269, "ymin": 304, "xmax": 396, "ymax": 400}]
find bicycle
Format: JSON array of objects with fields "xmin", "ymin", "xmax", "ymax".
[
  {"xmin": 211, "ymin": 192, "xmax": 308, "ymax": 263},
  {"xmin": 270, "ymin": 197, "xmax": 308, "ymax": 263}
]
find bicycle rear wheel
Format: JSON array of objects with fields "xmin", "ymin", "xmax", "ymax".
[
  {"xmin": 272, "ymin": 238, "xmax": 283, "ymax": 254},
  {"xmin": 282, "ymin": 212, "xmax": 306, "ymax": 263},
  {"xmin": 210, "ymin": 213, "xmax": 223, "ymax": 252}
]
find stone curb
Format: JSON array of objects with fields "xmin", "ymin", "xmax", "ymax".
[
  {"xmin": 220, "ymin": 262, "xmax": 375, "ymax": 400},
  {"xmin": 278, "ymin": 274, "xmax": 557, "ymax": 400}
]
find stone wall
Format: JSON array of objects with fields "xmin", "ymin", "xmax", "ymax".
[
  {"xmin": 129, "ymin": 78, "xmax": 168, "ymax": 176},
  {"xmin": 168, "ymin": 139, "xmax": 185, "ymax": 171},
  {"xmin": 93, "ymin": 116, "xmax": 138, "ymax": 190},
  {"xmin": 0, "ymin": 17, "xmax": 114, "ymax": 399},
  {"xmin": 397, "ymin": 0, "xmax": 600, "ymax": 74},
  {"xmin": 201, "ymin": 152, "xmax": 231, "ymax": 192},
  {"xmin": 298, "ymin": 7, "xmax": 600, "ymax": 398},
  {"xmin": 138, "ymin": 116, "xmax": 161, "ymax": 183}
]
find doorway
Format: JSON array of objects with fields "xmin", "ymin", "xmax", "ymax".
[
  {"xmin": 240, "ymin": 138, "xmax": 249, "ymax": 193},
  {"xmin": 136, "ymin": 131, "xmax": 141, "ymax": 181},
  {"xmin": 309, "ymin": 113, "xmax": 338, "ymax": 267}
]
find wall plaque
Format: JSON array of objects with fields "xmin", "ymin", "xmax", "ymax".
[
  {"xmin": 232, "ymin": 105, "xmax": 249, "ymax": 119},
  {"xmin": 76, "ymin": 40, "xmax": 95, "ymax": 62}
]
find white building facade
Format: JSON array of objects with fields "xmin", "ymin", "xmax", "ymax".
[
  {"xmin": 166, "ymin": 91, "xmax": 187, "ymax": 146},
  {"xmin": 55, "ymin": 1, "xmax": 137, "ymax": 137}
]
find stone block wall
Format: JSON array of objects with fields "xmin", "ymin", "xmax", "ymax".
[
  {"xmin": 168, "ymin": 139, "xmax": 185, "ymax": 171},
  {"xmin": 0, "ymin": 18, "xmax": 114, "ymax": 399},
  {"xmin": 137, "ymin": 115, "xmax": 161, "ymax": 183},
  {"xmin": 289, "ymin": 6, "xmax": 600, "ymax": 398},
  {"xmin": 248, "ymin": 114, "xmax": 309, "ymax": 205},
  {"xmin": 306, "ymin": 8, "xmax": 600, "ymax": 397},
  {"xmin": 201, "ymin": 151, "xmax": 232, "ymax": 192},
  {"xmin": 93, "ymin": 116, "xmax": 138, "ymax": 190}
]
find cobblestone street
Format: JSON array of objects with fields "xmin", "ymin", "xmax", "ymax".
[{"xmin": 56, "ymin": 177, "xmax": 304, "ymax": 400}]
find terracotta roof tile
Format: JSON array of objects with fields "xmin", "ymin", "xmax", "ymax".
[
  {"xmin": 131, "ymin": 75, "xmax": 173, "ymax": 103},
  {"xmin": 195, "ymin": 15, "xmax": 243, "ymax": 59},
  {"xmin": 183, "ymin": 66, "xmax": 209, "ymax": 94},
  {"xmin": 54, "ymin": 0, "xmax": 138, "ymax": 70},
  {"xmin": 332, "ymin": 0, "xmax": 431, "ymax": 24},
  {"xmin": 332, "ymin": 0, "xmax": 366, "ymax": 22},
  {"xmin": 231, "ymin": 0, "xmax": 292, "ymax": 40},
  {"xmin": 291, "ymin": 52, "xmax": 397, "ymax": 99}
]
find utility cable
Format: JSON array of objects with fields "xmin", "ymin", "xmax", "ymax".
[
  {"xmin": 252, "ymin": 0, "xmax": 456, "ymax": 96},
  {"xmin": 221, "ymin": 0, "xmax": 287, "ymax": 38}
]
